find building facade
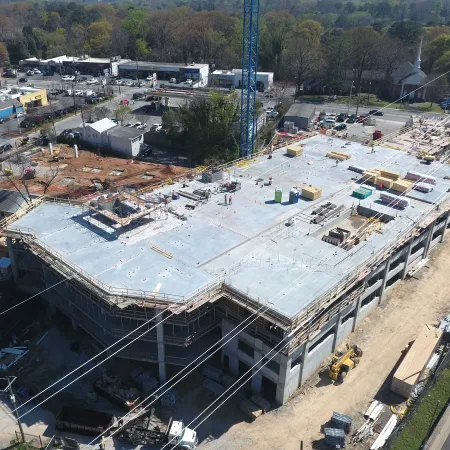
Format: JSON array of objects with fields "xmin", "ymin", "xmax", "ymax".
[
  {"xmin": 118, "ymin": 62, "xmax": 209, "ymax": 87},
  {"xmin": 107, "ymin": 127, "xmax": 145, "ymax": 158},
  {"xmin": 4, "ymin": 134, "xmax": 450, "ymax": 407}
]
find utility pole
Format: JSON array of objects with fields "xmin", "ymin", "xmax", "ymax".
[
  {"xmin": 347, "ymin": 80, "xmax": 355, "ymax": 116},
  {"xmin": 7, "ymin": 377, "xmax": 25, "ymax": 443}
]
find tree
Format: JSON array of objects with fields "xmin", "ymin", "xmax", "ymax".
[
  {"xmin": 114, "ymin": 105, "xmax": 131, "ymax": 125},
  {"xmin": 426, "ymin": 73, "xmax": 449, "ymax": 106},
  {"xmin": 344, "ymin": 27, "xmax": 381, "ymax": 93},
  {"xmin": 163, "ymin": 91, "xmax": 239, "ymax": 164},
  {"xmin": 427, "ymin": 34, "xmax": 450, "ymax": 71},
  {"xmin": 286, "ymin": 20, "xmax": 324, "ymax": 95},
  {"xmin": 0, "ymin": 42, "xmax": 8, "ymax": 65},
  {"xmin": 377, "ymin": 36, "xmax": 409, "ymax": 99},
  {"xmin": 263, "ymin": 11, "xmax": 295, "ymax": 79},
  {"xmin": 85, "ymin": 20, "xmax": 112, "ymax": 57},
  {"xmin": 388, "ymin": 21, "xmax": 423, "ymax": 44}
]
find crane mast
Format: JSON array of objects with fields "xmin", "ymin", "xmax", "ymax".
[{"xmin": 239, "ymin": 0, "xmax": 260, "ymax": 157}]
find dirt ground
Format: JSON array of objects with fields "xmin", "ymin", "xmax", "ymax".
[
  {"xmin": 200, "ymin": 240, "xmax": 450, "ymax": 450},
  {"xmin": 0, "ymin": 144, "xmax": 189, "ymax": 197}
]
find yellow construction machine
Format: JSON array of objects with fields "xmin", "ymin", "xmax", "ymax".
[
  {"xmin": 52, "ymin": 149, "xmax": 60, "ymax": 162},
  {"xmin": 328, "ymin": 344, "xmax": 363, "ymax": 383}
]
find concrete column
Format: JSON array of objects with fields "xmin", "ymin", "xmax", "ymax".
[
  {"xmin": 378, "ymin": 257, "xmax": 391, "ymax": 305},
  {"xmin": 441, "ymin": 212, "xmax": 450, "ymax": 243},
  {"xmin": 402, "ymin": 238, "xmax": 415, "ymax": 280},
  {"xmin": 352, "ymin": 294, "xmax": 364, "ymax": 332},
  {"xmin": 6, "ymin": 237, "xmax": 19, "ymax": 283},
  {"xmin": 275, "ymin": 358, "xmax": 291, "ymax": 405},
  {"xmin": 423, "ymin": 221, "xmax": 436, "ymax": 259},
  {"xmin": 155, "ymin": 308, "xmax": 166, "ymax": 383},
  {"xmin": 251, "ymin": 348, "xmax": 263, "ymax": 393},
  {"xmin": 332, "ymin": 312, "xmax": 343, "ymax": 352},
  {"xmin": 298, "ymin": 341, "xmax": 310, "ymax": 388}
]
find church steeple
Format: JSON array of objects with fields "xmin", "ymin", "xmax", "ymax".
[{"xmin": 414, "ymin": 37, "xmax": 423, "ymax": 72}]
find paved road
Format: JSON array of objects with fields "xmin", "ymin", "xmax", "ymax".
[{"xmin": 0, "ymin": 71, "xmax": 186, "ymax": 154}]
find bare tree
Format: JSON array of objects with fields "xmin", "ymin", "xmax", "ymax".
[
  {"xmin": 286, "ymin": 20, "xmax": 325, "ymax": 97},
  {"xmin": 134, "ymin": 114, "xmax": 150, "ymax": 128},
  {"xmin": 40, "ymin": 161, "xmax": 61, "ymax": 194},
  {"xmin": 114, "ymin": 105, "xmax": 131, "ymax": 125}
]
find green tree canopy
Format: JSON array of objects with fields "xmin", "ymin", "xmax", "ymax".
[{"xmin": 163, "ymin": 91, "xmax": 240, "ymax": 164}]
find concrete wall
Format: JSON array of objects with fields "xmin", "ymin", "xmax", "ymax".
[
  {"xmin": 109, "ymin": 134, "xmax": 143, "ymax": 157},
  {"xmin": 8, "ymin": 207, "xmax": 450, "ymax": 406}
]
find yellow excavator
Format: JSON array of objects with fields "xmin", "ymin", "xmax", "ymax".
[{"xmin": 328, "ymin": 344, "xmax": 363, "ymax": 383}]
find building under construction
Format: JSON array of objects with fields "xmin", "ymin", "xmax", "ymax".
[{"xmin": 4, "ymin": 130, "xmax": 450, "ymax": 405}]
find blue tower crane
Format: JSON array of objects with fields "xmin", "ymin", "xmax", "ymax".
[{"xmin": 239, "ymin": 0, "xmax": 260, "ymax": 158}]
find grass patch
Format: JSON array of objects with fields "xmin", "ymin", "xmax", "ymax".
[
  {"xmin": 298, "ymin": 94, "xmax": 446, "ymax": 113},
  {"xmin": 391, "ymin": 367, "xmax": 450, "ymax": 450}
]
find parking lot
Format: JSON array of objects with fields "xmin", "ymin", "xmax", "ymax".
[{"xmin": 0, "ymin": 71, "xmax": 187, "ymax": 150}]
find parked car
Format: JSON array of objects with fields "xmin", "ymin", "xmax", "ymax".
[
  {"xmin": 33, "ymin": 69, "xmax": 41, "ymax": 74},
  {"xmin": 146, "ymin": 75, "xmax": 154, "ymax": 81},
  {"xmin": 26, "ymin": 70, "xmax": 34, "ymax": 76},
  {"xmin": 169, "ymin": 78, "xmax": 177, "ymax": 83},
  {"xmin": 356, "ymin": 115, "xmax": 368, "ymax": 123},
  {"xmin": 86, "ymin": 78, "xmax": 98, "ymax": 85},
  {"xmin": 18, "ymin": 77, "xmax": 28, "ymax": 83},
  {"xmin": 0, "ymin": 143, "xmax": 12, "ymax": 152},
  {"xmin": 346, "ymin": 114, "xmax": 357, "ymax": 123},
  {"xmin": 0, "ymin": 118, "xmax": 10, "ymax": 124},
  {"xmin": 125, "ymin": 80, "xmax": 134, "ymax": 87},
  {"xmin": 54, "ymin": 109, "xmax": 66, "ymax": 117},
  {"xmin": 369, "ymin": 109, "xmax": 384, "ymax": 116},
  {"xmin": 150, "ymin": 123, "xmax": 162, "ymax": 132},
  {"xmin": 133, "ymin": 92, "xmax": 145, "ymax": 100},
  {"xmin": 336, "ymin": 113, "xmax": 347, "ymax": 122},
  {"xmin": 185, "ymin": 79, "xmax": 193, "ymax": 85},
  {"xmin": 334, "ymin": 123, "xmax": 347, "ymax": 131}
]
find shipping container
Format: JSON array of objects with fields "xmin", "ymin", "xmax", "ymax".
[{"xmin": 391, "ymin": 325, "xmax": 442, "ymax": 398}]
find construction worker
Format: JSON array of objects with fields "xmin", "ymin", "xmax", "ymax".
[
  {"xmin": 99, "ymin": 436, "xmax": 106, "ymax": 450},
  {"xmin": 229, "ymin": 195, "xmax": 232, "ymax": 205},
  {"xmin": 224, "ymin": 193, "xmax": 228, "ymax": 204}
]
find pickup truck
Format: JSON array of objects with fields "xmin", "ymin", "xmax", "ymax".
[{"xmin": 55, "ymin": 406, "xmax": 114, "ymax": 436}]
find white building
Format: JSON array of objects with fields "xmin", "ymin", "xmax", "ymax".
[
  {"xmin": 107, "ymin": 126, "xmax": 145, "ymax": 158},
  {"xmin": 210, "ymin": 69, "xmax": 274, "ymax": 91},
  {"xmin": 81, "ymin": 118, "xmax": 117, "ymax": 148},
  {"xmin": 19, "ymin": 55, "xmax": 127, "ymax": 76},
  {"xmin": 118, "ymin": 61, "xmax": 209, "ymax": 87}
]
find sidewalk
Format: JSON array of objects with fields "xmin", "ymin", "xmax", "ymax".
[{"xmin": 425, "ymin": 404, "xmax": 450, "ymax": 450}]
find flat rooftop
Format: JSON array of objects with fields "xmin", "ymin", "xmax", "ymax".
[
  {"xmin": 8, "ymin": 135, "xmax": 450, "ymax": 320},
  {"xmin": 119, "ymin": 61, "xmax": 208, "ymax": 70}
]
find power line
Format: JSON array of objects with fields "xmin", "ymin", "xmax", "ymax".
[
  {"xmin": 2, "ymin": 71, "xmax": 449, "ymax": 434},
  {"xmin": 83, "ymin": 135, "xmax": 450, "ymax": 449}
]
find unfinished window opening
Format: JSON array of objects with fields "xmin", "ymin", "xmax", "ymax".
[
  {"xmin": 341, "ymin": 310, "xmax": 355, "ymax": 324},
  {"xmin": 361, "ymin": 293, "xmax": 377, "ymax": 308},
  {"xmin": 291, "ymin": 355, "xmax": 302, "ymax": 370},
  {"xmin": 386, "ymin": 271, "xmax": 402, "ymax": 288},
  {"xmin": 308, "ymin": 328, "xmax": 335, "ymax": 354},
  {"xmin": 238, "ymin": 339, "xmax": 254, "ymax": 359},
  {"xmin": 262, "ymin": 357, "xmax": 280, "ymax": 375}
]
